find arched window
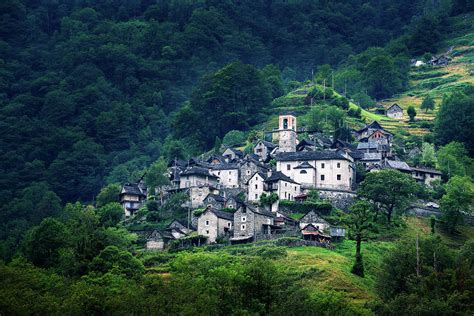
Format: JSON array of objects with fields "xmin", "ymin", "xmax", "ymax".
[{"xmin": 300, "ymin": 170, "xmax": 307, "ymax": 174}]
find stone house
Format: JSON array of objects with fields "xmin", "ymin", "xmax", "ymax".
[
  {"xmin": 120, "ymin": 182, "xmax": 147, "ymax": 218},
  {"xmin": 211, "ymin": 163, "xmax": 240, "ymax": 188},
  {"xmin": 264, "ymin": 171, "xmax": 301, "ymax": 202},
  {"xmin": 299, "ymin": 210, "xmax": 330, "ymax": 232},
  {"xmin": 167, "ymin": 219, "xmax": 194, "ymax": 240},
  {"xmin": 231, "ymin": 203, "xmax": 274, "ymax": 243},
  {"xmin": 202, "ymin": 193, "xmax": 225, "ymax": 209},
  {"xmin": 386, "ymin": 104, "xmax": 403, "ymax": 119},
  {"xmin": 300, "ymin": 224, "xmax": 331, "ymax": 243},
  {"xmin": 296, "ymin": 139, "xmax": 316, "ymax": 152},
  {"xmin": 354, "ymin": 121, "xmax": 385, "ymax": 141},
  {"xmin": 275, "ymin": 151, "xmax": 354, "ymax": 191},
  {"xmin": 146, "ymin": 230, "xmax": 167, "ymax": 250},
  {"xmin": 411, "ymin": 167, "xmax": 442, "ymax": 186},
  {"xmin": 197, "ymin": 207, "xmax": 234, "ymax": 243},
  {"xmin": 247, "ymin": 171, "xmax": 268, "ymax": 202},
  {"xmin": 239, "ymin": 154, "xmax": 269, "ymax": 189},
  {"xmin": 222, "ymin": 147, "xmax": 244, "ymax": 161},
  {"xmin": 253, "ymin": 140, "xmax": 277, "ymax": 161},
  {"xmin": 179, "ymin": 166, "xmax": 219, "ymax": 189}
]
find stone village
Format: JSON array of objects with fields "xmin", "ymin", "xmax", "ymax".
[{"xmin": 120, "ymin": 115, "xmax": 442, "ymax": 250}]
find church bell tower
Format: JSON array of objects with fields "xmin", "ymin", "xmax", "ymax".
[{"xmin": 278, "ymin": 114, "xmax": 297, "ymax": 152}]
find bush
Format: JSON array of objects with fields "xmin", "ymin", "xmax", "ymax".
[{"xmin": 222, "ymin": 130, "xmax": 247, "ymax": 147}]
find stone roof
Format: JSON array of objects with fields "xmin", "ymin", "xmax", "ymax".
[
  {"xmin": 411, "ymin": 167, "xmax": 442, "ymax": 175},
  {"xmin": 181, "ymin": 166, "xmax": 218, "ymax": 178},
  {"xmin": 357, "ymin": 141, "xmax": 379, "ymax": 150},
  {"xmin": 300, "ymin": 210, "xmax": 329, "ymax": 224},
  {"xmin": 242, "ymin": 203, "xmax": 274, "ymax": 217},
  {"xmin": 293, "ymin": 161, "xmax": 315, "ymax": 169},
  {"xmin": 275, "ymin": 151, "xmax": 349, "ymax": 162},
  {"xmin": 265, "ymin": 171, "xmax": 298, "ymax": 184},
  {"xmin": 208, "ymin": 208, "xmax": 234, "ymax": 221},
  {"xmin": 204, "ymin": 193, "xmax": 225, "ymax": 203},
  {"xmin": 387, "ymin": 103, "xmax": 403, "ymax": 112},
  {"xmin": 259, "ymin": 140, "xmax": 277, "ymax": 149},
  {"xmin": 211, "ymin": 163, "xmax": 240, "ymax": 170},
  {"xmin": 121, "ymin": 183, "xmax": 146, "ymax": 197},
  {"xmin": 385, "ymin": 160, "xmax": 412, "ymax": 172},
  {"xmin": 355, "ymin": 121, "xmax": 383, "ymax": 133}
]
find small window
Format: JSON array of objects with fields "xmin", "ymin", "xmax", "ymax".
[
  {"xmin": 337, "ymin": 174, "xmax": 341, "ymax": 180},
  {"xmin": 285, "ymin": 192, "xmax": 287, "ymax": 198},
  {"xmin": 228, "ymin": 222, "xmax": 231, "ymax": 228},
  {"xmin": 229, "ymin": 205, "xmax": 233, "ymax": 209},
  {"xmin": 287, "ymin": 164, "xmax": 291, "ymax": 170},
  {"xmin": 241, "ymin": 224, "xmax": 246, "ymax": 230},
  {"xmin": 205, "ymin": 220, "xmax": 209, "ymax": 226},
  {"xmin": 300, "ymin": 170, "xmax": 307, "ymax": 174},
  {"xmin": 242, "ymin": 216, "xmax": 246, "ymax": 222},
  {"xmin": 321, "ymin": 163, "xmax": 325, "ymax": 169},
  {"xmin": 295, "ymin": 186, "xmax": 297, "ymax": 191},
  {"xmin": 321, "ymin": 175, "xmax": 325, "ymax": 181},
  {"xmin": 430, "ymin": 174, "xmax": 434, "ymax": 178},
  {"xmin": 228, "ymin": 178, "xmax": 231, "ymax": 183},
  {"xmin": 255, "ymin": 194, "xmax": 258, "ymax": 199},
  {"xmin": 247, "ymin": 170, "xmax": 250, "ymax": 175},
  {"xmin": 255, "ymin": 184, "xmax": 258, "ymax": 189},
  {"xmin": 285, "ymin": 182, "xmax": 287, "ymax": 187},
  {"xmin": 218, "ymin": 172, "xmax": 220, "ymax": 175},
  {"xmin": 229, "ymin": 171, "xmax": 231, "ymax": 175},
  {"xmin": 337, "ymin": 162, "xmax": 341, "ymax": 168}
]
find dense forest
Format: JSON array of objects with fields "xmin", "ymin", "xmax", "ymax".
[{"xmin": 1, "ymin": 1, "xmax": 474, "ymax": 314}]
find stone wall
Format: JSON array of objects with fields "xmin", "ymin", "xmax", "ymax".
[{"xmin": 318, "ymin": 189, "xmax": 356, "ymax": 211}]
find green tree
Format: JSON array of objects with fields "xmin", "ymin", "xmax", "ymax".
[
  {"xmin": 144, "ymin": 157, "xmax": 170, "ymax": 200},
  {"xmin": 96, "ymin": 203, "xmax": 123, "ymax": 228},
  {"xmin": 358, "ymin": 170, "xmax": 418, "ymax": 224},
  {"xmin": 407, "ymin": 106, "xmax": 417, "ymax": 122},
  {"xmin": 89, "ymin": 246, "xmax": 144, "ymax": 280},
  {"xmin": 222, "ymin": 130, "xmax": 246, "ymax": 147},
  {"xmin": 96, "ymin": 184, "xmax": 121, "ymax": 208},
  {"xmin": 437, "ymin": 142, "xmax": 474, "ymax": 178},
  {"xmin": 440, "ymin": 176, "xmax": 474, "ymax": 234},
  {"xmin": 364, "ymin": 54, "xmax": 402, "ymax": 99},
  {"xmin": 420, "ymin": 95, "xmax": 435, "ymax": 113},
  {"xmin": 434, "ymin": 90, "xmax": 474, "ymax": 155},
  {"xmin": 347, "ymin": 200, "xmax": 375, "ymax": 277},
  {"xmin": 420, "ymin": 142, "xmax": 436, "ymax": 168},
  {"xmin": 22, "ymin": 218, "xmax": 70, "ymax": 268}
]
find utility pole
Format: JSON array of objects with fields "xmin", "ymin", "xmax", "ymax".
[
  {"xmin": 332, "ymin": 70, "xmax": 335, "ymax": 90},
  {"xmin": 323, "ymin": 79, "xmax": 326, "ymax": 100},
  {"xmin": 416, "ymin": 233, "xmax": 421, "ymax": 277}
]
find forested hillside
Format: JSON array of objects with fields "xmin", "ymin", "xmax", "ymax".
[{"xmin": 1, "ymin": 0, "xmax": 473, "ymax": 262}]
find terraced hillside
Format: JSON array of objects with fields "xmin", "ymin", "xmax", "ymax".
[{"xmin": 378, "ymin": 13, "xmax": 474, "ymax": 135}]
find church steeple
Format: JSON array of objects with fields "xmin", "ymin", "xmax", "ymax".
[{"xmin": 278, "ymin": 114, "xmax": 297, "ymax": 152}]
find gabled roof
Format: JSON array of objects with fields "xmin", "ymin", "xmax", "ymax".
[
  {"xmin": 211, "ymin": 163, "xmax": 239, "ymax": 170},
  {"xmin": 275, "ymin": 151, "xmax": 350, "ymax": 162},
  {"xmin": 207, "ymin": 208, "xmax": 234, "ymax": 221},
  {"xmin": 223, "ymin": 147, "xmax": 244, "ymax": 157},
  {"xmin": 387, "ymin": 103, "xmax": 403, "ymax": 112},
  {"xmin": 258, "ymin": 140, "xmax": 277, "ymax": 149},
  {"xmin": 241, "ymin": 202, "xmax": 274, "ymax": 217},
  {"xmin": 348, "ymin": 151, "xmax": 364, "ymax": 160},
  {"xmin": 357, "ymin": 141, "xmax": 379, "ymax": 150},
  {"xmin": 293, "ymin": 161, "xmax": 315, "ymax": 169},
  {"xmin": 330, "ymin": 139, "xmax": 357, "ymax": 150},
  {"xmin": 265, "ymin": 171, "xmax": 298, "ymax": 184},
  {"xmin": 385, "ymin": 160, "xmax": 412, "ymax": 172},
  {"xmin": 300, "ymin": 210, "xmax": 329, "ymax": 224},
  {"xmin": 246, "ymin": 171, "xmax": 268, "ymax": 184},
  {"xmin": 204, "ymin": 193, "xmax": 225, "ymax": 203},
  {"xmin": 181, "ymin": 166, "xmax": 218, "ymax": 178},
  {"xmin": 121, "ymin": 183, "xmax": 146, "ymax": 197},
  {"xmin": 355, "ymin": 121, "xmax": 383, "ymax": 133}
]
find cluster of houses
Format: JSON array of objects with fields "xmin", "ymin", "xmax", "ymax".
[{"xmin": 120, "ymin": 114, "xmax": 442, "ymax": 250}]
